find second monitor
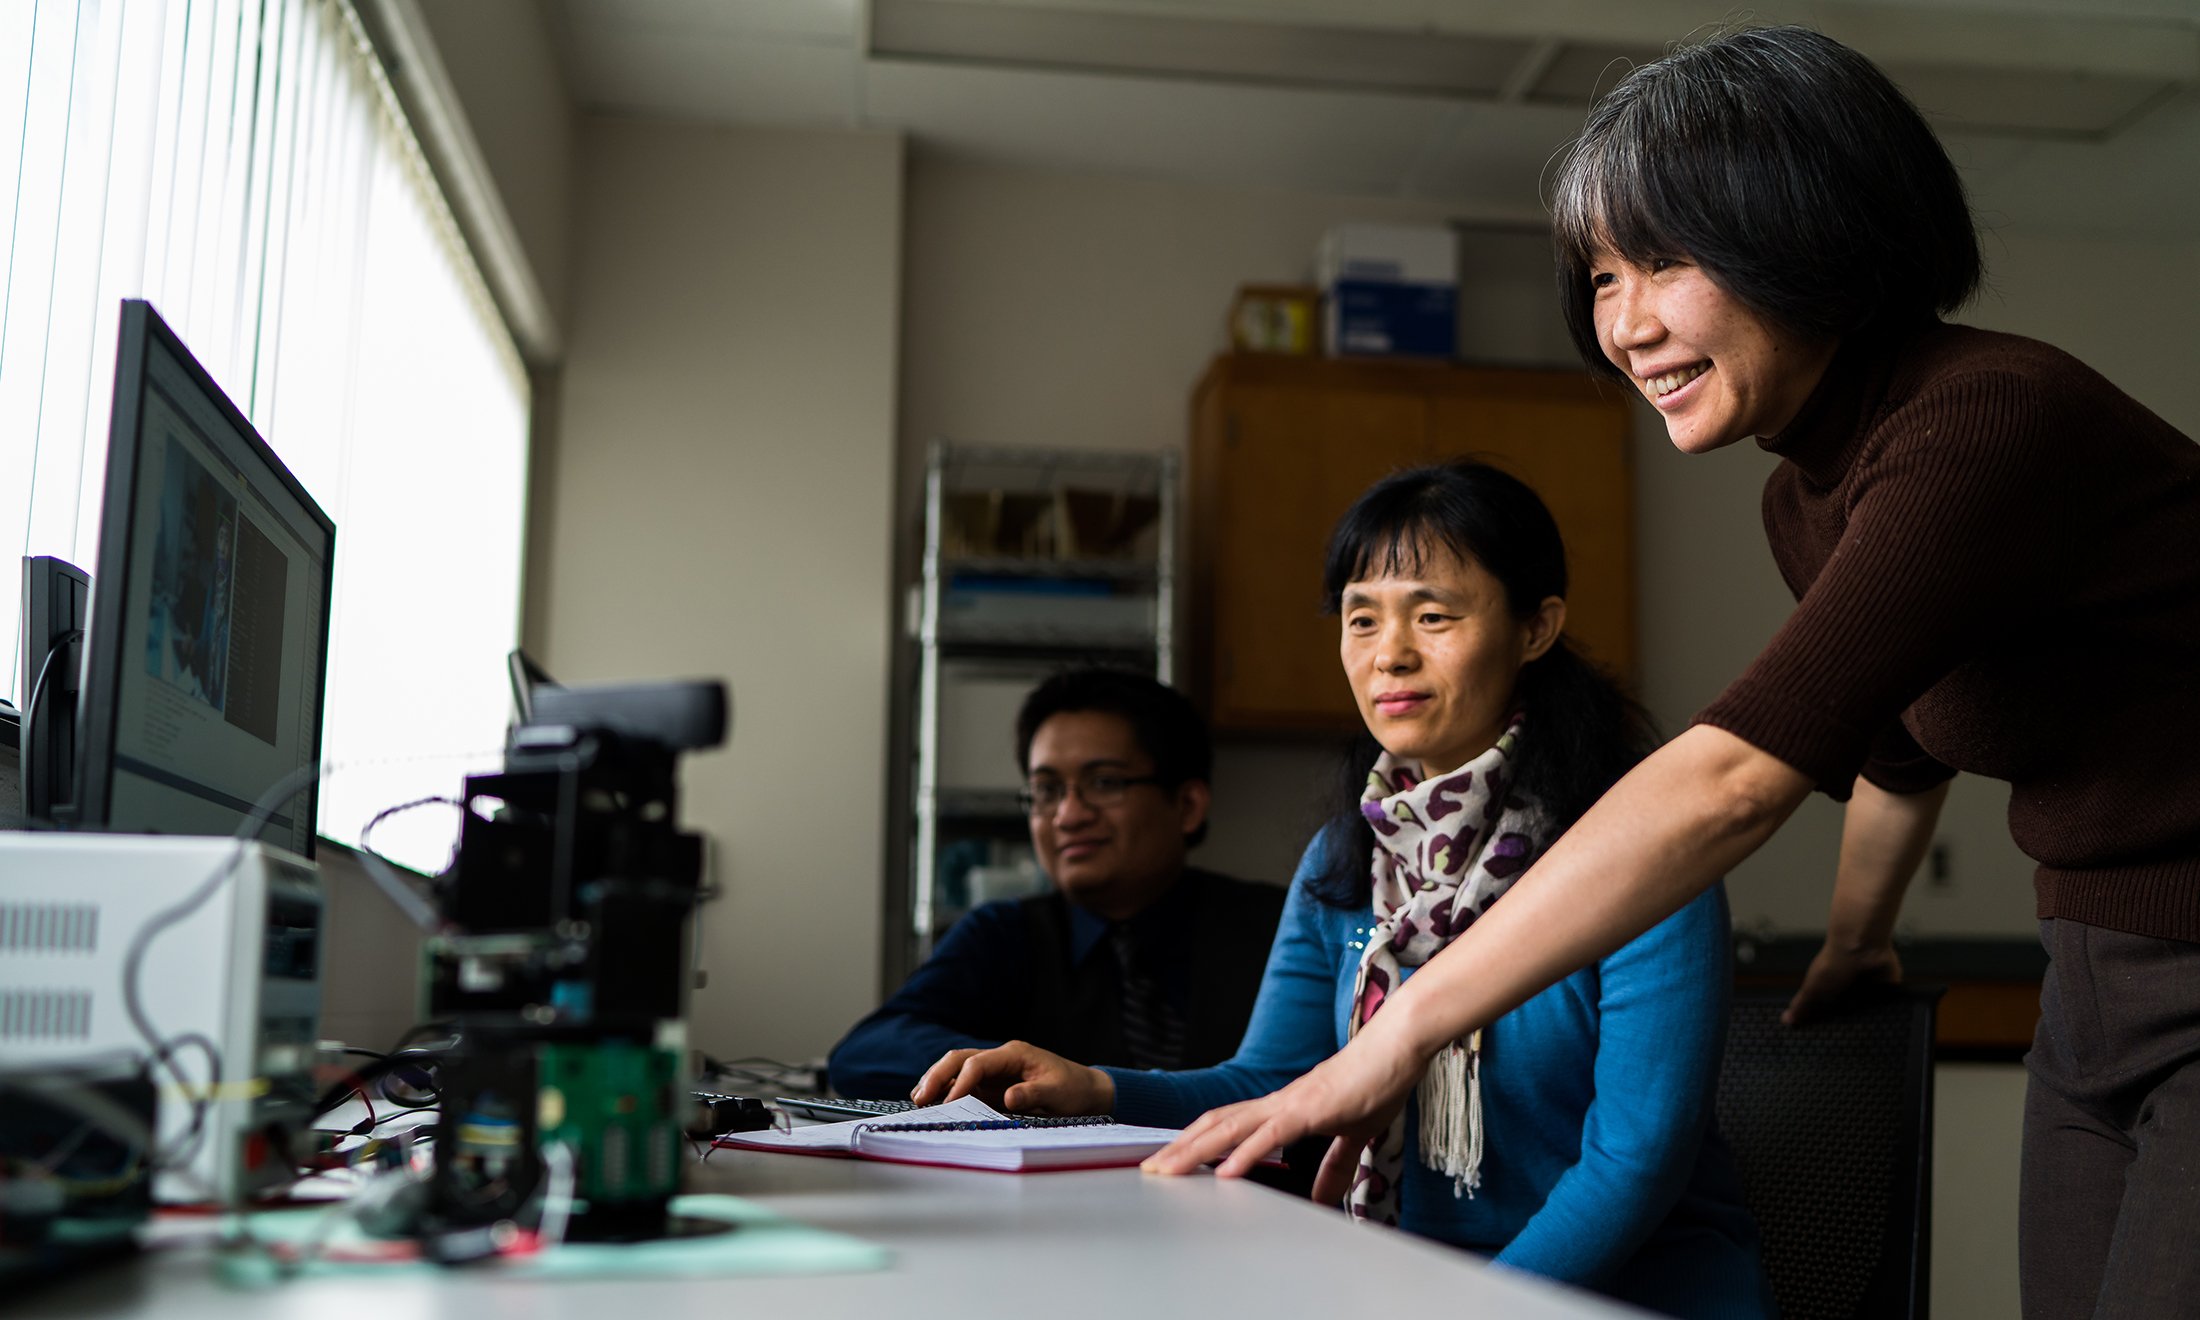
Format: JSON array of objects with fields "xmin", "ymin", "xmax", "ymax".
[{"xmin": 74, "ymin": 300, "xmax": 335, "ymax": 854}]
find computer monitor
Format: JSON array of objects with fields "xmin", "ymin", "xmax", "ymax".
[
  {"xmin": 18, "ymin": 554, "xmax": 91, "ymax": 820},
  {"xmin": 74, "ymin": 300, "xmax": 335, "ymax": 857}
]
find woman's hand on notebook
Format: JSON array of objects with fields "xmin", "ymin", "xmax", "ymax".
[{"xmin": 909, "ymin": 1041, "xmax": 1115, "ymax": 1117}]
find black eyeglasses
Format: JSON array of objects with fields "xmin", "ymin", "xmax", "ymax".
[{"xmin": 1017, "ymin": 773, "xmax": 1166, "ymax": 815}]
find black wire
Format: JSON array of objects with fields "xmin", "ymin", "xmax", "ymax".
[
  {"xmin": 340, "ymin": 798, "xmax": 450, "ymax": 932},
  {"xmin": 376, "ymin": 1022, "xmax": 457, "ymax": 1110},
  {"xmin": 700, "ymin": 1053, "xmax": 826, "ymax": 1093},
  {"xmin": 382, "ymin": 1089, "xmax": 439, "ymax": 1113},
  {"xmin": 359, "ymin": 795, "xmax": 463, "ymax": 858},
  {"xmin": 311, "ymin": 1046, "xmax": 447, "ymax": 1120},
  {"xmin": 378, "ymin": 1049, "xmax": 444, "ymax": 1113},
  {"xmin": 21, "ymin": 628, "xmax": 78, "ymax": 726},
  {"xmin": 20, "ymin": 627, "xmax": 82, "ymax": 736},
  {"xmin": 702, "ymin": 1054, "xmax": 810, "ymax": 1073}
]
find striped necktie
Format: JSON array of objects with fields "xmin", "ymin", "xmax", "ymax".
[{"xmin": 1108, "ymin": 922, "xmax": 1186, "ymax": 1071}]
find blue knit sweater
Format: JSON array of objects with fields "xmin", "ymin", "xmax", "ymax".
[{"xmin": 1103, "ymin": 838, "xmax": 1774, "ymax": 1319}]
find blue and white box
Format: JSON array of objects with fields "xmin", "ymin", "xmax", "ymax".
[{"xmin": 1317, "ymin": 223, "xmax": 1459, "ymax": 358}]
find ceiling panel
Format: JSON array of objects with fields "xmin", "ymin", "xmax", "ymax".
[
  {"xmin": 560, "ymin": 0, "xmax": 862, "ymax": 44},
  {"xmin": 567, "ymin": 23, "xmax": 862, "ymax": 126},
  {"xmin": 1889, "ymin": 62, "xmax": 2174, "ymax": 138},
  {"xmin": 864, "ymin": 58, "xmax": 1568, "ymax": 205},
  {"xmin": 873, "ymin": 0, "xmax": 1534, "ymax": 98},
  {"xmin": 1524, "ymin": 41, "xmax": 1669, "ymax": 105}
]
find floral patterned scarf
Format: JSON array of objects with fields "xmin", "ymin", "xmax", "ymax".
[{"xmin": 1345, "ymin": 717, "xmax": 1545, "ymax": 1227}]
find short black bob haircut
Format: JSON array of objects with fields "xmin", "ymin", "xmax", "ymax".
[
  {"xmin": 1308, "ymin": 460, "xmax": 1656, "ymax": 908},
  {"xmin": 1015, "ymin": 667, "xmax": 1213, "ymax": 848},
  {"xmin": 1550, "ymin": 24, "xmax": 1982, "ymax": 375}
]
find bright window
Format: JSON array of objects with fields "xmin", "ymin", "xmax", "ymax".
[{"xmin": 0, "ymin": 0, "xmax": 529, "ymax": 873}]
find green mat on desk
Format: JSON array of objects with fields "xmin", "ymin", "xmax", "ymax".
[{"xmin": 229, "ymin": 1193, "xmax": 889, "ymax": 1283}]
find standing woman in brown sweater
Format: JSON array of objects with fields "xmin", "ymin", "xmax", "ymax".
[{"xmin": 1145, "ymin": 25, "xmax": 2200, "ymax": 1318}]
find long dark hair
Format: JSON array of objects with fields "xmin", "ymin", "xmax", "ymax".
[{"xmin": 1307, "ymin": 460, "xmax": 1657, "ymax": 908}]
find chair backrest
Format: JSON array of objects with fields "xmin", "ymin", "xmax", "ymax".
[{"xmin": 1715, "ymin": 984, "xmax": 1942, "ymax": 1320}]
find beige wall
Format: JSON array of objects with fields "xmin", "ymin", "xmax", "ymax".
[
  {"xmin": 1975, "ymin": 230, "xmax": 2200, "ymax": 438},
  {"xmin": 1933, "ymin": 1063, "xmax": 2028, "ymax": 1319},
  {"xmin": 317, "ymin": 849, "xmax": 429, "ymax": 1052},
  {"xmin": 897, "ymin": 152, "xmax": 1576, "ymax": 890},
  {"xmin": 534, "ymin": 117, "xmax": 905, "ymax": 1062},
  {"xmin": 898, "ymin": 153, "xmax": 1542, "ymax": 465}
]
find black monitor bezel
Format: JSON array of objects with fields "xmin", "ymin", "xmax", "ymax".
[{"xmin": 75, "ymin": 299, "xmax": 336, "ymax": 857}]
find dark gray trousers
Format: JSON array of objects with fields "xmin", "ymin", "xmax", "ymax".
[{"xmin": 2020, "ymin": 918, "xmax": 2200, "ymax": 1320}]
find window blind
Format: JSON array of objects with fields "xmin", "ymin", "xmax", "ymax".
[{"xmin": 0, "ymin": 0, "xmax": 530, "ymax": 873}]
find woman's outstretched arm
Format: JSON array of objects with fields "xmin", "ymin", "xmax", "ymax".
[{"xmin": 1143, "ymin": 723, "xmax": 1813, "ymax": 1197}]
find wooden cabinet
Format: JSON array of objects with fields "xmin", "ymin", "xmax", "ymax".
[{"xmin": 1189, "ymin": 355, "xmax": 1634, "ymax": 731}]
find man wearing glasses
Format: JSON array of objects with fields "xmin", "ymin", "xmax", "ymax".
[{"xmin": 828, "ymin": 668, "xmax": 1284, "ymax": 1100}]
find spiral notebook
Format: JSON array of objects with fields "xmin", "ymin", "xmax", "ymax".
[{"xmin": 714, "ymin": 1095, "xmax": 1182, "ymax": 1173}]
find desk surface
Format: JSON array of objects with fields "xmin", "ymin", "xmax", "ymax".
[{"xmin": 22, "ymin": 1149, "xmax": 1641, "ymax": 1319}]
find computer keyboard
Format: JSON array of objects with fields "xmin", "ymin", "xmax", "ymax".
[{"xmin": 772, "ymin": 1096, "xmax": 918, "ymax": 1122}]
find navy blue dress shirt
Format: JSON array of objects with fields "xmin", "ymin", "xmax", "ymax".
[{"xmin": 827, "ymin": 868, "xmax": 1283, "ymax": 1099}]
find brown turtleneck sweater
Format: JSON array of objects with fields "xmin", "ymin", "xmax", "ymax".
[{"xmin": 1695, "ymin": 321, "xmax": 2200, "ymax": 942}]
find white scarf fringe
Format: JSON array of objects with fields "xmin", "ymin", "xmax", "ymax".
[{"xmin": 1416, "ymin": 1030, "xmax": 1484, "ymax": 1198}]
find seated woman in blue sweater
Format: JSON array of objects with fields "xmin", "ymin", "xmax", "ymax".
[{"xmin": 914, "ymin": 460, "xmax": 1772, "ymax": 1318}]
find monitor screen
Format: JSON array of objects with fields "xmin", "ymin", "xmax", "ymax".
[{"xmin": 75, "ymin": 300, "xmax": 335, "ymax": 857}]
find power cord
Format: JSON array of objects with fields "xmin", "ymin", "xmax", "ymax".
[
  {"xmin": 120, "ymin": 759, "xmax": 330, "ymax": 1184},
  {"xmin": 700, "ymin": 1053, "xmax": 829, "ymax": 1094},
  {"xmin": 19, "ymin": 627, "xmax": 82, "ymax": 745},
  {"xmin": 16, "ymin": 627, "xmax": 83, "ymax": 817},
  {"xmin": 310, "ymin": 1046, "xmax": 448, "ymax": 1124}
]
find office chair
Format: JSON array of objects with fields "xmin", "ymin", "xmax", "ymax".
[{"xmin": 1715, "ymin": 984, "xmax": 1943, "ymax": 1320}]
